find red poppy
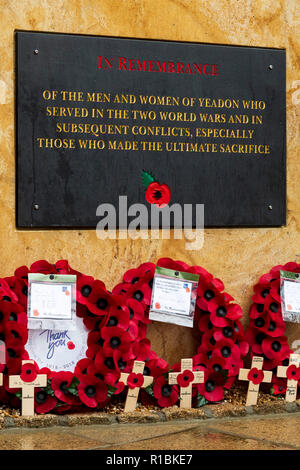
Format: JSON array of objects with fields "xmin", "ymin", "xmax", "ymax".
[
  {"xmin": 126, "ymin": 281, "xmax": 153, "ymax": 307},
  {"xmin": 20, "ymin": 362, "xmax": 38, "ymax": 382},
  {"xmin": 127, "ymin": 372, "xmax": 144, "ymax": 389},
  {"xmin": 248, "ymin": 367, "xmax": 264, "ymax": 385},
  {"xmin": 105, "ymin": 305, "xmax": 130, "ymax": 330},
  {"xmin": 101, "ymin": 326, "xmax": 135, "ymax": 356},
  {"xmin": 197, "ymin": 371, "xmax": 225, "ymax": 402},
  {"xmin": 55, "ymin": 259, "xmax": 81, "ymax": 276},
  {"xmin": 5, "ymin": 322, "xmax": 28, "ymax": 344},
  {"xmin": 0, "ymin": 279, "xmax": 19, "ymax": 303},
  {"xmin": 177, "ymin": 370, "xmax": 194, "ymax": 387},
  {"xmin": 74, "ymin": 358, "xmax": 93, "ymax": 380},
  {"xmin": 4, "ymin": 277, "xmax": 28, "ymax": 308},
  {"xmin": 144, "ymin": 358, "xmax": 169, "ymax": 378},
  {"xmin": 14, "ymin": 265, "xmax": 29, "ymax": 279},
  {"xmin": 76, "ymin": 274, "xmax": 97, "ymax": 306},
  {"xmin": 85, "ymin": 281, "xmax": 112, "ymax": 316},
  {"xmin": 77, "ymin": 376, "xmax": 108, "ymax": 408},
  {"xmin": 286, "ymin": 365, "xmax": 300, "ymax": 381},
  {"xmin": 51, "ymin": 371, "xmax": 79, "ymax": 405},
  {"xmin": 146, "ymin": 182, "xmax": 171, "ymax": 208},
  {"xmin": 157, "ymin": 258, "xmax": 191, "ymax": 272},
  {"xmin": 132, "ymin": 338, "xmax": 152, "ymax": 361},
  {"xmin": 123, "ymin": 263, "xmax": 155, "ymax": 285},
  {"xmin": 0, "ymin": 300, "xmax": 27, "ymax": 326},
  {"xmin": 112, "ymin": 282, "xmax": 131, "ymax": 297},
  {"xmin": 272, "ymin": 377, "xmax": 287, "ymax": 396},
  {"xmin": 210, "ymin": 302, "xmax": 243, "ymax": 328},
  {"xmin": 123, "ymin": 298, "xmax": 151, "ymax": 324},
  {"xmin": 29, "ymin": 260, "xmax": 57, "ymax": 274},
  {"xmin": 252, "ymin": 282, "xmax": 272, "ymax": 304},
  {"xmin": 153, "ymin": 376, "xmax": 179, "ymax": 407},
  {"xmin": 261, "ymin": 336, "xmax": 291, "ymax": 362},
  {"xmin": 34, "ymin": 388, "xmax": 57, "ymax": 414}
]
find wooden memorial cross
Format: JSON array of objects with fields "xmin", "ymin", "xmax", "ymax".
[
  {"xmin": 9, "ymin": 360, "xmax": 47, "ymax": 416},
  {"xmin": 120, "ymin": 360, "xmax": 154, "ymax": 412},
  {"xmin": 168, "ymin": 358, "xmax": 204, "ymax": 408},
  {"xmin": 239, "ymin": 356, "xmax": 272, "ymax": 406},
  {"xmin": 277, "ymin": 353, "xmax": 300, "ymax": 402}
]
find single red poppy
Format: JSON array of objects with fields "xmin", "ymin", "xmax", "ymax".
[
  {"xmin": 146, "ymin": 182, "xmax": 171, "ymax": 208},
  {"xmin": 20, "ymin": 362, "xmax": 38, "ymax": 383},
  {"xmin": 105, "ymin": 305, "xmax": 130, "ymax": 330},
  {"xmin": 34, "ymin": 388, "xmax": 57, "ymax": 414},
  {"xmin": 197, "ymin": 371, "xmax": 225, "ymax": 402},
  {"xmin": 286, "ymin": 364, "xmax": 300, "ymax": 381},
  {"xmin": 153, "ymin": 376, "xmax": 179, "ymax": 407},
  {"xmin": 126, "ymin": 281, "xmax": 153, "ymax": 306},
  {"xmin": 51, "ymin": 371, "xmax": 78, "ymax": 405},
  {"xmin": 55, "ymin": 259, "xmax": 81, "ymax": 276},
  {"xmin": 127, "ymin": 372, "xmax": 144, "ymax": 389},
  {"xmin": 123, "ymin": 263, "xmax": 155, "ymax": 285},
  {"xmin": 77, "ymin": 376, "xmax": 108, "ymax": 408},
  {"xmin": 85, "ymin": 281, "xmax": 112, "ymax": 316},
  {"xmin": 261, "ymin": 336, "xmax": 291, "ymax": 362},
  {"xmin": 29, "ymin": 260, "xmax": 57, "ymax": 274},
  {"xmin": 74, "ymin": 358, "xmax": 93, "ymax": 380},
  {"xmin": 247, "ymin": 367, "xmax": 264, "ymax": 385},
  {"xmin": 76, "ymin": 274, "xmax": 96, "ymax": 305},
  {"xmin": 132, "ymin": 338, "xmax": 152, "ymax": 361},
  {"xmin": 210, "ymin": 302, "xmax": 243, "ymax": 328},
  {"xmin": 14, "ymin": 265, "xmax": 29, "ymax": 279},
  {"xmin": 272, "ymin": 377, "xmax": 287, "ymax": 396},
  {"xmin": 101, "ymin": 326, "xmax": 135, "ymax": 356},
  {"xmin": 144, "ymin": 358, "xmax": 169, "ymax": 378},
  {"xmin": 177, "ymin": 370, "xmax": 194, "ymax": 387}
]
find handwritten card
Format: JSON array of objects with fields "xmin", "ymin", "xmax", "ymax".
[
  {"xmin": 149, "ymin": 267, "xmax": 199, "ymax": 328},
  {"xmin": 28, "ymin": 274, "xmax": 77, "ymax": 330},
  {"xmin": 280, "ymin": 271, "xmax": 300, "ymax": 323}
]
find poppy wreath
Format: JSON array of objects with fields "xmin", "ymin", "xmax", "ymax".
[
  {"xmin": 0, "ymin": 257, "xmax": 248, "ymax": 413},
  {"xmin": 245, "ymin": 262, "xmax": 298, "ymax": 397}
]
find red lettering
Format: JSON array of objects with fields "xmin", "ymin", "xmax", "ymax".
[
  {"xmin": 128, "ymin": 59, "xmax": 136, "ymax": 71},
  {"xmin": 168, "ymin": 61, "xmax": 175, "ymax": 73},
  {"xmin": 157, "ymin": 61, "xmax": 166, "ymax": 72},
  {"xmin": 104, "ymin": 57, "xmax": 113, "ymax": 69},
  {"xmin": 136, "ymin": 59, "xmax": 147, "ymax": 71},
  {"xmin": 193, "ymin": 64, "xmax": 202, "ymax": 74},
  {"xmin": 149, "ymin": 60, "xmax": 156, "ymax": 72},
  {"xmin": 176, "ymin": 62, "xmax": 185, "ymax": 74},
  {"xmin": 118, "ymin": 57, "xmax": 127, "ymax": 70},
  {"xmin": 212, "ymin": 64, "xmax": 219, "ymax": 75},
  {"xmin": 203, "ymin": 64, "xmax": 212, "ymax": 75}
]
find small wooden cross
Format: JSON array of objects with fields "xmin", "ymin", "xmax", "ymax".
[
  {"xmin": 239, "ymin": 356, "xmax": 272, "ymax": 406},
  {"xmin": 277, "ymin": 353, "xmax": 300, "ymax": 402},
  {"xmin": 168, "ymin": 358, "xmax": 204, "ymax": 408},
  {"xmin": 120, "ymin": 360, "xmax": 154, "ymax": 412},
  {"xmin": 9, "ymin": 360, "xmax": 47, "ymax": 416}
]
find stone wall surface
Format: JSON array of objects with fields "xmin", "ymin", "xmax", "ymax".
[{"xmin": 0, "ymin": 0, "xmax": 299, "ymax": 363}]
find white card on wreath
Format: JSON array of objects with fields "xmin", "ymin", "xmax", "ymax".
[
  {"xmin": 149, "ymin": 267, "xmax": 199, "ymax": 328},
  {"xmin": 28, "ymin": 273, "xmax": 77, "ymax": 330},
  {"xmin": 280, "ymin": 271, "xmax": 300, "ymax": 323}
]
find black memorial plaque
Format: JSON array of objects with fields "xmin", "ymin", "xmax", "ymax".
[{"xmin": 16, "ymin": 31, "xmax": 286, "ymax": 228}]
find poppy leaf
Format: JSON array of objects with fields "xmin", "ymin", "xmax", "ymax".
[
  {"xmin": 144, "ymin": 384, "xmax": 154, "ymax": 397},
  {"xmin": 15, "ymin": 391, "xmax": 22, "ymax": 400},
  {"xmin": 197, "ymin": 393, "xmax": 209, "ymax": 407},
  {"xmin": 142, "ymin": 170, "xmax": 156, "ymax": 189},
  {"xmin": 108, "ymin": 385, "xmax": 117, "ymax": 397}
]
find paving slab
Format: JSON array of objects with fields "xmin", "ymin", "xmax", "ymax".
[
  {"xmin": 0, "ymin": 412, "xmax": 299, "ymax": 450},
  {"xmin": 206, "ymin": 414, "xmax": 300, "ymax": 449}
]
